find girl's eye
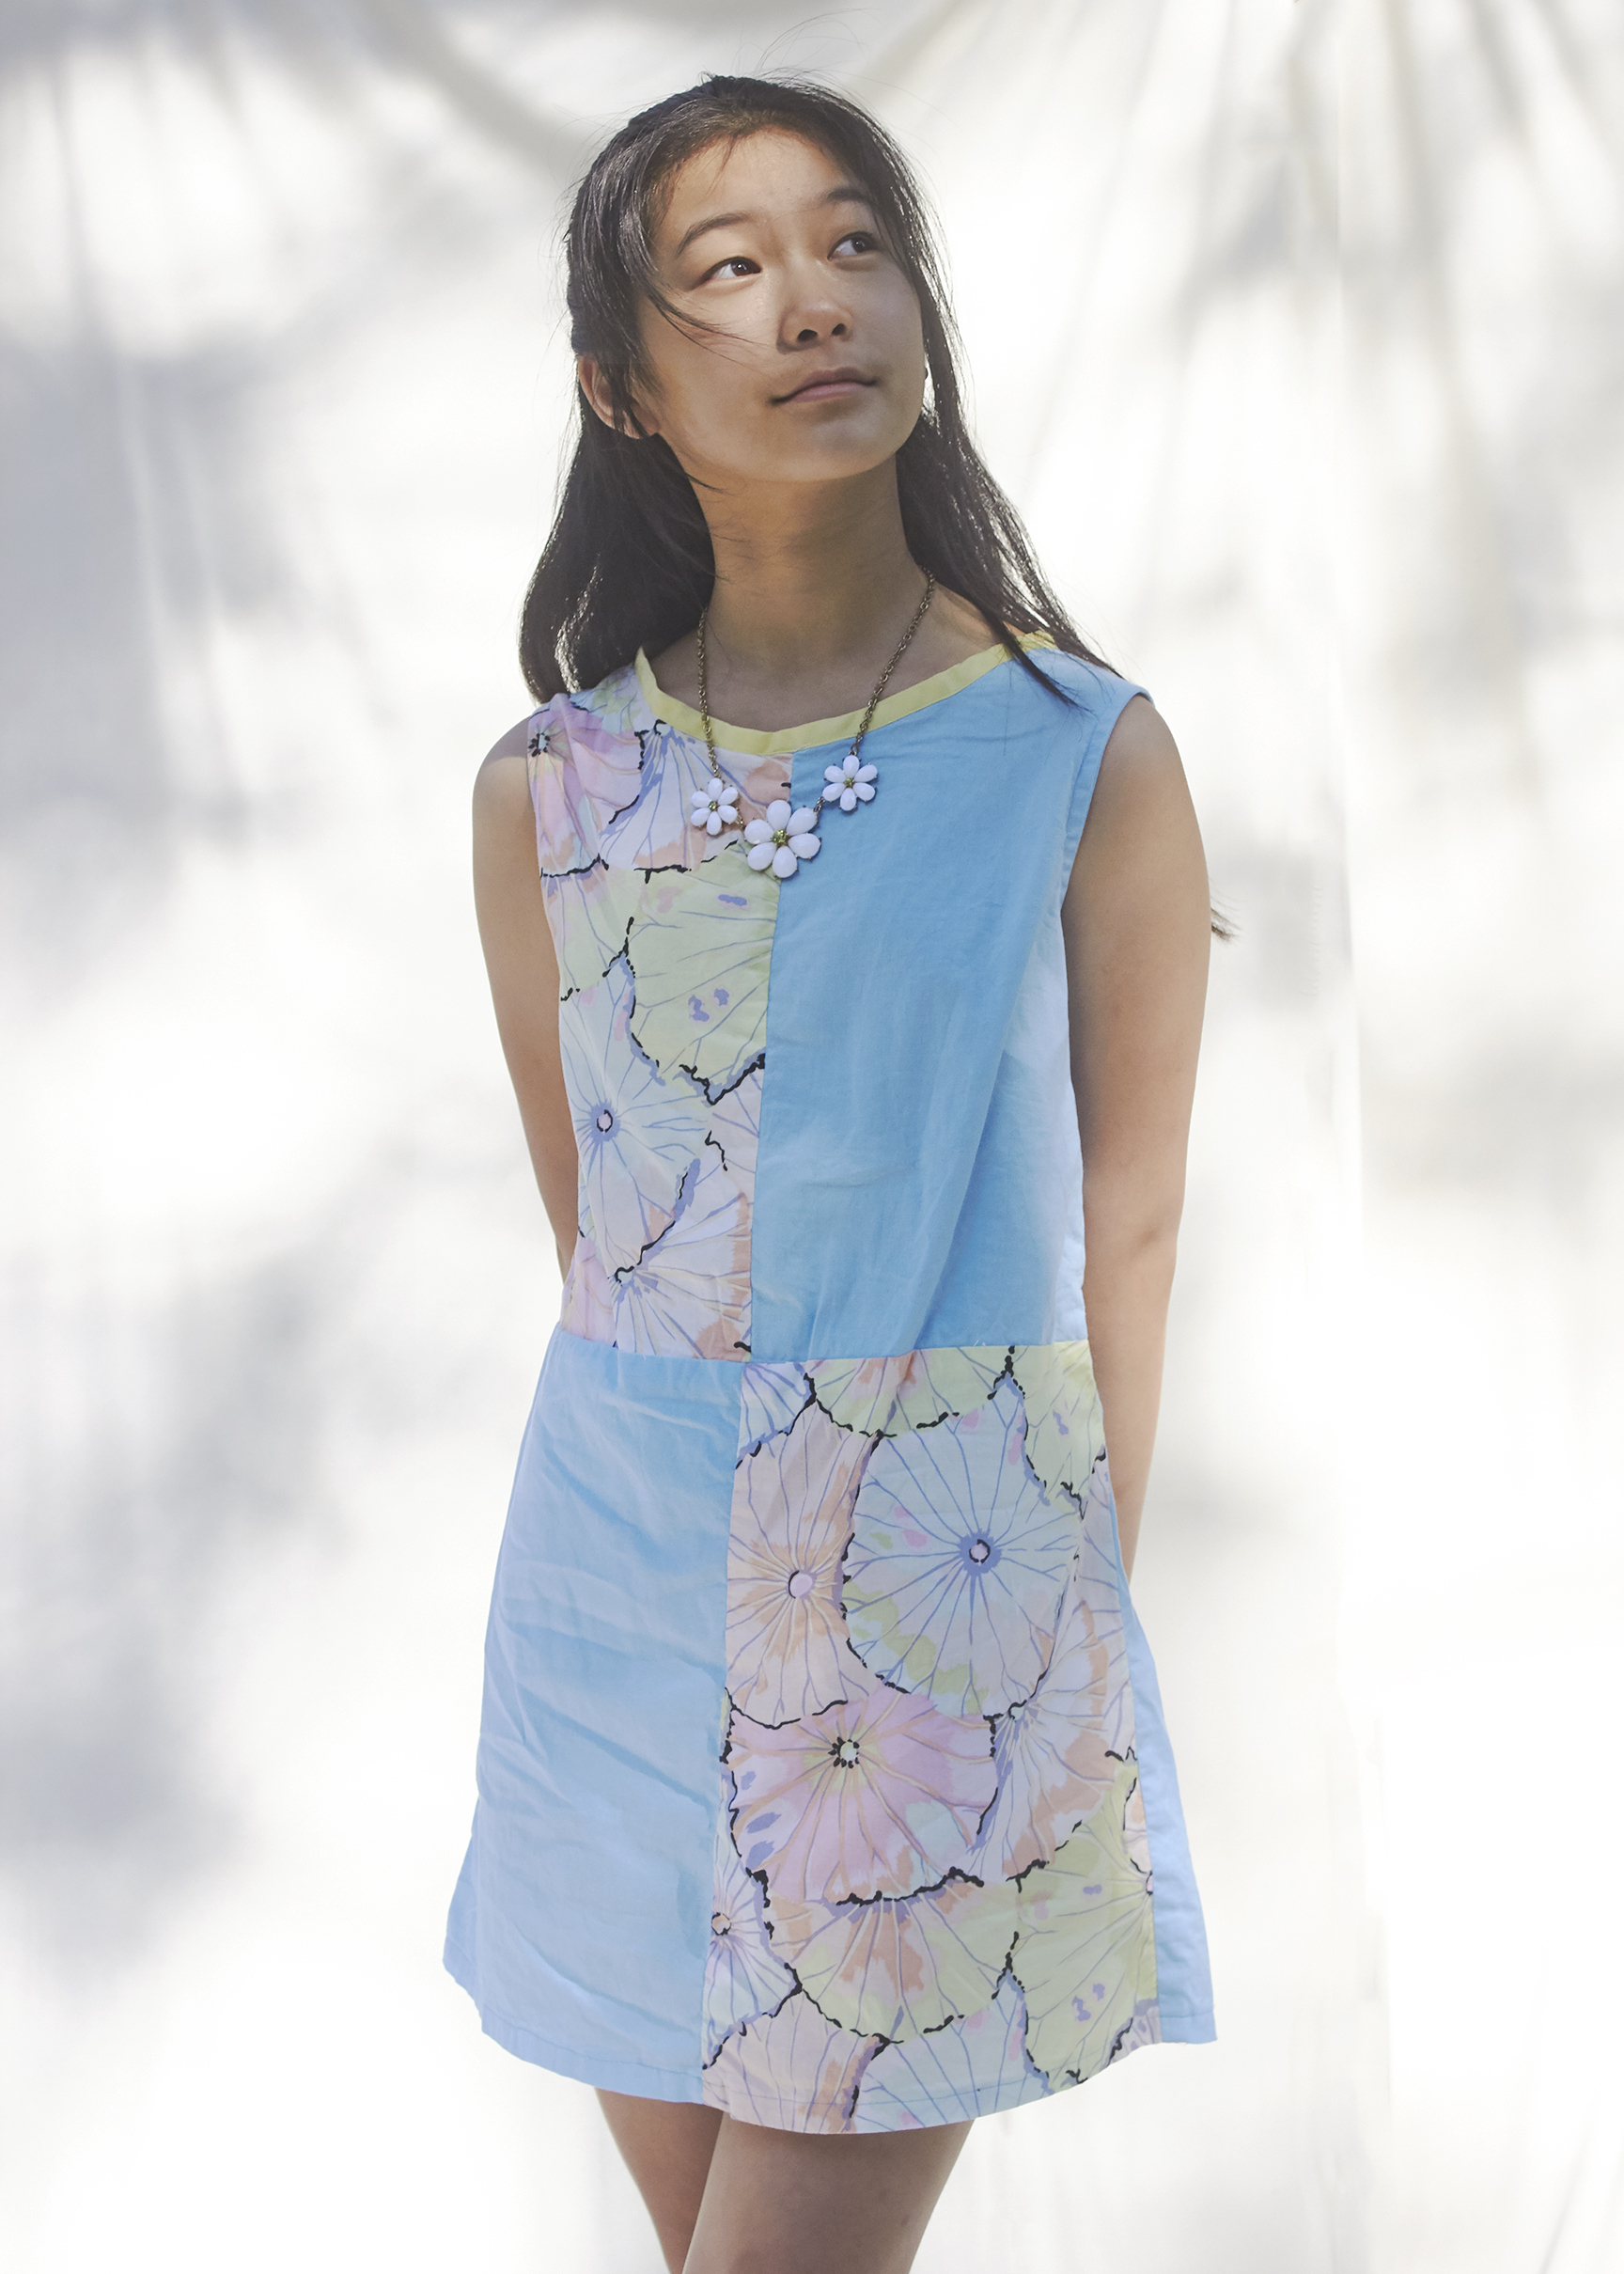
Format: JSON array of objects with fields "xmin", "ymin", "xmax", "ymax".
[
  {"xmin": 834, "ymin": 231, "xmax": 879, "ymax": 256},
  {"xmin": 707, "ymin": 256, "xmax": 758, "ymax": 281}
]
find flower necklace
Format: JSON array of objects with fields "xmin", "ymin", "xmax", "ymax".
[{"xmin": 688, "ymin": 572, "xmax": 936, "ymax": 880}]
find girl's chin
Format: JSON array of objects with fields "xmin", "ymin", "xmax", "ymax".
[{"xmin": 679, "ymin": 431, "xmax": 908, "ymax": 488}]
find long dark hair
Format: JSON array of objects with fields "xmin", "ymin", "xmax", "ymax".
[{"xmin": 520, "ymin": 74, "xmax": 1108, "ymax": 701}]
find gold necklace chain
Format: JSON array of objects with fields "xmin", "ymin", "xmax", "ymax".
[{"xmin": 695, "ymin": 571, "xmax": 936, "ymax": 803}]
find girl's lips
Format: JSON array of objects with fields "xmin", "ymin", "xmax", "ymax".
[{"xmin": 777, "ymin": 374, "xmax": 876, "ymax": 403}]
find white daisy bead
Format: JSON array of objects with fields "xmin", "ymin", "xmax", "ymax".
[
  {"xmin": 689, "ymin": 776, "xmax": 740, "ymax": 836},
  {"xmin": 743, "ymin": 800, "xmax": 821, "ymax": 880},
  {"xmin": 823, "ymin": 754, "xmax": 879, "ymax": 813}
]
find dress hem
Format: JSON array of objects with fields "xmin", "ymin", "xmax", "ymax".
[
  {"xmin": 445, "ymin": 1941, "xmax": 705, "ymax": 2103},
  {"xmin": 447, "ymin": 1938, "xmax": 1215, "ymax": 2117},
  {"xmin": 701, "ymin": 2011, "xmax": 1210, "ymax": 2132},
  {"xmin": 1155, "ymin": 2005, "xmax": 1217, "ymax": 2044}
]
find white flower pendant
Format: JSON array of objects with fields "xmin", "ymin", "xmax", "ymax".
[
  {"xmin": 689, "ymin": 776, "xmax": 741, "ymax": 837},
  {"xmin": 824, "ymin": 751, "xmax": 879, "ymax": 812},
  {"xmin": 690, "ymin": 741, "xmax": 880, "ymax": 881},
  {"xmin": 744, "ymin": 800, "xmax": 821, "ymax": 879}
]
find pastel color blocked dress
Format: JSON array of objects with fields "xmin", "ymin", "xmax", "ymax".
[{"xmin": 445, "ymin": 640, "xmax": 1215, "ymax": 2132}]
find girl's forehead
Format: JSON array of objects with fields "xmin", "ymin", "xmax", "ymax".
[{"xmin": 654, "ymin": 129, "xmax": 862, "ymax": 244}]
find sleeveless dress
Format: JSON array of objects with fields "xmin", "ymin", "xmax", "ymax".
[{"xmin": 445, "ymin": 641, "xmax": 1215, "ymax": 2133}]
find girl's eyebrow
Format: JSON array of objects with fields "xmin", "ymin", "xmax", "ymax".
[{"xmin": 671, "ymin": 184, "xmax": 874, "ymax": 262}]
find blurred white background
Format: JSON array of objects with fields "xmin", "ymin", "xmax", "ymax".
[{"xmin": 2, "ymin": 4, "xmax": 1620, "ymax": 2269}]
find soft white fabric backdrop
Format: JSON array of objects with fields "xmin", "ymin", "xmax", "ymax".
[{"xmin": 2, "ymin": 4, "xmax": 1619, "ymax": 2268}]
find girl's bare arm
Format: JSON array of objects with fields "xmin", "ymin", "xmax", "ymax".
[
  {"xmin": 472, "ymin": 725, "xmax": 580, "ymax": 1277},
  {"xmin": 1063, "ymin": 697, "xmax": 1210, "ymax": 1577}
]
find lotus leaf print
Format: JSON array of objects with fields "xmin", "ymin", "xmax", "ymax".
[
  {"xmin": 598, "ymin": 719, "xmax": 770, "ymax": 871},
  {"xmin": 808, "ymin": 1344, "xmax": 1007, "ymax": 1436},
  {"xmin": 1010, "ymin": 1341, "xmax": 1106, "ymax": 1505},
  {"xmin": 737, "ymin": 1359, "xmax": 810, "ymax": 1455},
  {"xmin": 557, "ymin": 954, "xmax": 708, "ymax": 1272},
  {"xmin": 541, "ymin": 862, "xmax": 642, "ymax": 997},
  {"xmin": 726, "ymin": 1673, "xmax": 995, "ymax": 1904},
  {"xmin": 525, "ymin": 722, "xmax": 601, "ymax": 877},
  {"xmin": 726, "ymin": 1404, "xmax": 871, "ymax": 1725},
  {"xmin": 973, "ymin": 1570, "xmax": 1122, "ymax": 1877},
  {"xmin": 701, "ymin": 1993, "xmax": 878, "ymax": 2131},
  {"xmin": 613, "ymin": 1146, "xmax": 751, "ymax": 1359},
  {"xmin": 626, "ymin": 852, "xmax": 775, "ymax": 1099},
  {"xmin": 853, "ymin": 1978, "xmax": 1051, "ymax": 2130},
  {"xmin": 706, "ymin": 1064, "xmax": 762, "ymax": 1185},
  {"xmin": 1011, "ymin": 1756, "xmax": 1159, "ymax": 2086},
  {"xmin": 844, "ymin": 1377, "xmax": 1080, "ymax": 1718},
  {"xmin": 704, "ymin": 1835, "xmax": 796, "ymax": 2062},
  {"xmin": 765, "ymin": 1873, "xmax": 1017, "ymax": 2043},
  {"xmin": 1073, "ymin": 1467, "xmax": 1135, "ymax": 1758},
  {"xmin": 565, "ymin": 663, "xmax": 645, "ymax": 741}
]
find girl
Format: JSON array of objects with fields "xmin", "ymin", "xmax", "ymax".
[{"xmin": 447, "ymin": 75, "xmax": 1214, "ymax": 2274}]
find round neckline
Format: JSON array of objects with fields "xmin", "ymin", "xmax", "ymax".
[{"xmin": 632, "ymin": 635, "xmax": 1049, "ymax": 757}]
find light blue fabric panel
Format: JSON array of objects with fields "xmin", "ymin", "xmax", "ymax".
[
  {"xmin": 1112, "ymin": 1512, "xmax": 1217, "ymax": 2041},
  {"xmin": 960, "ymin": 898, "xmax": 1089, "ymax": 1345},
  {"xmin": 445, "ymin": 1327, "xmax": 738, "ymax": 2095},
  {"xmin": 750, "ymin": 653, "xmax": 1143, "ymax": 1362}
]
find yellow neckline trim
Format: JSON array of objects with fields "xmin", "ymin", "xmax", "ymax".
[{"xmin": 632, "ymin": 635, "xmax": 1050, "ymax": 756}]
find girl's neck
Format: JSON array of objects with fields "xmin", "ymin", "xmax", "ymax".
[
  {"xmin": 701, "ymin": 464, "xmax": 916, "ymax": 679},
  {"xmin": 653, "ymin": 458, "xmax": 992, "ymax": 731}
]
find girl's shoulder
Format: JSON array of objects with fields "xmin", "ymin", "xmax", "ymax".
[
  {"xmin": 995, "ymin": 646, "xmax": 1150, "ymax": 792},
  {"xmin": 474, "ymin": 654, "xmax": 648, "ymax": 793}
]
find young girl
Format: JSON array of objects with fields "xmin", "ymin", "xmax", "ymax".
[{"xmin": 447, "ymin": 75, "xmax": 1214, "ymax": 2274}]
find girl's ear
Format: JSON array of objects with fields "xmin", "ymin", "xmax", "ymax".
[{"xmin": 577, "ymin": 355, "xmax": 658, "ymax": 439}]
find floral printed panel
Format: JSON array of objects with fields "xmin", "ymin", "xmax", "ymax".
[
  {"xmin": 565, "ymin": 664, "xmax": 788, "ymax": 812},
  {"xmin": 557, "ymin": 954, "xmax": 709, "ymax": 1274},
  {"xmin": 612, "ymin": 1147, "xmax": 751, "ymax": 1359},
  {"xmin": 737, "ymin": 1359, "xmax": 811, "ymax": 1455},
  {"xmin": 972, "ymin": 1568, "xmax": 1122, "ymax": 1877},
  {"xmin": 534, "ymin": 675, "xmax": 699, "ymax": 869},
  {"xmin": 705, "ymin": 1833, "xmax": 796, "ymax": 2062},
  {"xmin": 541, "ymin": 863, "xmax": 643, "ymax": 998},
  {"xmin": 701, "ymin": 1994, "xmax": 878, "ymax": 2133},
  {"xmin": 726, "ymin": 1670, "xmax": 995, "ymax": 1905},
  {"xmin": 852, "ymin": 1979, "xmax": 1051, "ymax": 2130},
  {"xmin": 565, "ymin": 664, "xmax": 645, "ymax": 742},
  {"xmin": 626, "ymin": 852, "xmax": 775, "ymax": 1102},
  {"xmin": 844, "ymin": 1377, "xmax": 1079, "ymax": 1719},
  {"xmin": 598, "ymin": 718, "xmax": 787, "ymax": 872},
  {"xmin": 765, "ymin": 1873, "xmax": 1017, "ymax": 2042},
  {"xmin": 706, "ymin": 1064, "xmax": 761, "ymax": 1184},
  {"xmin": 1009, "ymin": 1341, "xmax": 1107, "ymax": 1506},
  {"xmin": 526, "ymin": 715, "xmax": 604, "ymax": 878},
  {"xmin": 1011, "ymin": 1754, "xmax": 1160, "ymax": 2085},
  {"xmin": 559, "ymin": 1147, "xmax": 750, "ymax": 1359},
  {"xmin": 1074, "ymin": 1460, "xmax": 1135, "ymax": 1759},
  {"xmin": 807, "ymin": 1345, "xmax": 1006, "ymax": 1436},
  {"xmin": 726, "ymin": 1405, "xmax": 871, "ymax": 1725},
  {"xmin": 707, "ymin": 1336, "xmax": 1158, "ymax": 2132},
  {"xmin": 537, "ymin": 706, "xmax": 770, "ymax": 1357}
]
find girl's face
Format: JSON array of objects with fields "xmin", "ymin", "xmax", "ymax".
[{"xmin": 585, "ymin": 129, "xmax": 929, "ymax": 494}]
